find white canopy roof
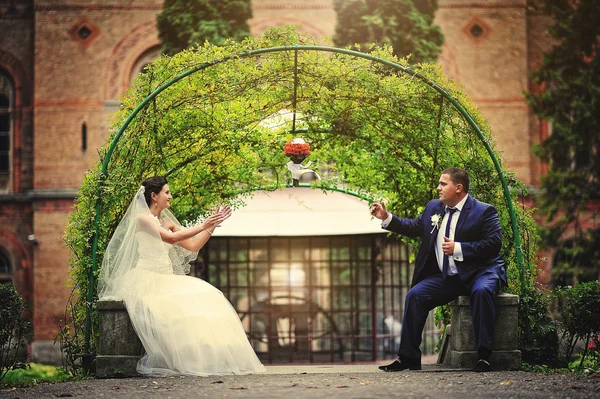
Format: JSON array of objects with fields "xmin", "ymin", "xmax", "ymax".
[{"xmin": 213, "ymin": 187, "xmax": 384, "ymax": 237}]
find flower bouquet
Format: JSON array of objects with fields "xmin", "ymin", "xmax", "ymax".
[
  {"xmin": 283, "ymin": 138, "xmax": 321, "ymax": 186},
  {"xmin": 284, "ymin": 138, "xmax": 310, "ymax": 164}
]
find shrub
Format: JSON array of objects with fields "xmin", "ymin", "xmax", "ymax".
[
  {"xmin": 55, "ymin": 286, "xmax": 86, "ymax": 375},
  {"xmin": 585, "ymin": 337, "xmax": 600, "ymax": 370},
  {"xmin": 0, "ymin": 283, "xmax": 33, "ymax": 382},
  {"xmin": 556, "ymin": 281, "xmax": 600, "ymax": 368},
  {"xmin": 518, "ymin": 285, "xmax": 561, "ymax": 367}
]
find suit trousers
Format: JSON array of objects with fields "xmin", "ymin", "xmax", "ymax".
[{"xmin": 397, "ymin": 271, "xmax": 502, "ymax": 362}]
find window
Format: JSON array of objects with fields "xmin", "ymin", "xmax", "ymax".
[
  {"xmin": 462, "ymin": 17, "xmax": 491, "ymax": 43},
  {"xmin": 0, "ymin": 72, "xmax": 13, "ymax": 191},
  {"xmin": 77, "ymin": 26, "xmax": 92, "ymax": 40},
  {"xmin": 81, "ymin": 122, "xmax": 87, "ymax": 151},
  {"xmin": 129, "ymin": 46, "xmax": 161, "ymax": 85},
  {"xmin": 469, "ymin": 24, "xmax": 484, "ymax": 38},
  {"xmin": 0, "ymin": 247, "xmax": 11, "ymax": 283},
  {"xmin": 194, "ymin": 235, "xmax": 440, "ymax": 363}
]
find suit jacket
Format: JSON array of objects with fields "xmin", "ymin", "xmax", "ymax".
[{"xmin": 385, "ymin": 195, "xmax": 506, "ymax": 287}]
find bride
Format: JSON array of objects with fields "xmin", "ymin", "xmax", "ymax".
[{"xmin": 98, "ymin": 176, "xmax": 266, "ymax": 377}]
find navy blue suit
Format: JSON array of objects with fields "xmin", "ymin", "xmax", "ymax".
[{"xmin": 385, "ymin": 195, "xmax": 506, "ymax": 362}]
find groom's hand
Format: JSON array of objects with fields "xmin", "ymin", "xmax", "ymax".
[
  {"xmin": 442, "ymin": 237, "xmax": 455, "ymax": 255},
  {"xmin": 370, "ymin": 202, "xmax": 389, "ymax": 220}
]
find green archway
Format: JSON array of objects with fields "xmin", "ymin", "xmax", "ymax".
[{"xmin": 65, "ymin": 28, "xmax": 537, "ymax": 366}]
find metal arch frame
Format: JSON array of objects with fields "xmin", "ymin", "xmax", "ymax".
[{"xmin": 84, "ymin": 45, "xmax": 525, "ymax": 360}]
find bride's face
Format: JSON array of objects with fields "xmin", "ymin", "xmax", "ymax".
[{"xmin": 153, "ymin": 184, "xmax": 173, "ymax": 210}]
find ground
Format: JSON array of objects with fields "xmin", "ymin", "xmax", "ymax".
[{"xmin": 2, "ymin": 364, "xmax": 599, "ymax": 399}]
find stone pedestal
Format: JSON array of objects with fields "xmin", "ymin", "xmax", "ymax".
[
  {"xmin": 96, "ymin": 299, "xmax": 143, "ymax": 378},
  {"xmin": 438, "ymin": 293, "xmax": 521, "ymax": 370}
]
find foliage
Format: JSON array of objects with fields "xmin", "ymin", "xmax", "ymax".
[
  {"xmin": 0, "ymin": 283, "xmax": 32, "ymax": 382},
  {"xmin": 525, "ymin": 0, "xmax": 600, "ymax": 285},
  {"xmin": 333, "ymin": 0, "xmax": 444, "ymax": 63},
  {"xmin": 157, "ymin": 0, "xmax": 252, "ymax": 55},
  {"xmin": 500, "ymin": 195, "xmax": 550, "ymax": 366},
  {"xmin": 55, "ymin": 286, "xmax": 86, "ymax": 375},
  {"xmin": 63, "ymin": 26, "xmax": 539, "ymax": 370},
  {"xmin": 518, "ymin": 285, "xmax": 561, "ymax": 367},
  {"xmin": 586, "ymin": 337, "xmax": 600, "ymax": 370},
  {"xmin": 434, "ymin": 304, "xmax": 450, "ymax": 353},
  {"xmin": 0, "ymin": 363, "xmax": 76, "ymax": 388},
  {"xmin": 556, "ymin": 281, "xmax": 600, "ymax": 368},
  {"xmin": 520, "ymin": 362, "xmax": 556, "ymax": 373}
]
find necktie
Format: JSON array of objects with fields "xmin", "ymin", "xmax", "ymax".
[{"xmin": 442, "ymin": 207, "xmax": 457, "ymax": 279}]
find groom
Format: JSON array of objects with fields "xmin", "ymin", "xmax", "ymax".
[{"xmin": 370, "ymin": 167, "xmax": 506, "ymax": 372}]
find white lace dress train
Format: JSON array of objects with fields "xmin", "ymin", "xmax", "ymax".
[{"xmin": 120, "ymin": 232, "xmax": 266, "ymax": 377}]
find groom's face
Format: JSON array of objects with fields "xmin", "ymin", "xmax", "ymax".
[{"xmin": 437, "ymin": 173, "xmax": 462, "ymax": 206}]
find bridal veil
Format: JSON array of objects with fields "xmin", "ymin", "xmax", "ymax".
[{"xmin": 98, "ymin": 186, "xmax": 197, "ymax": 300}]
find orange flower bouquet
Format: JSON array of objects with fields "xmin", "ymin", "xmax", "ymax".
[{"xmin": 284, "ymin": 138, "xmax": 310, "ymax": 164}]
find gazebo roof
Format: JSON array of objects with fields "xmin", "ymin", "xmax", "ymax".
[{"xmin": 214, "ymin": 187, "xmax": 383, "ymax": 237}]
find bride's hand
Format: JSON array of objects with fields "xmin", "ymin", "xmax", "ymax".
[
  {"xmin": 202, "ymin": 206, "xmax": 232, "ymax": 230},
  {"xmin": 216, "ymin": 205, "xmax": 232, "ymax": 225},
  {"xmin": 217, "ymin": 205, "xmax": 231, "ymax": 217}
]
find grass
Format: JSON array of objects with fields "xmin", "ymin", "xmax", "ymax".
[{"xmin": 0, "ymin": 363, "xmax": 78, "ymax": 388}]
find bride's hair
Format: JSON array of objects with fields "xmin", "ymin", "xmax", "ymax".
[{"xmin": 142, "ymin": 176, "xmax": 168, "ymax": 206}]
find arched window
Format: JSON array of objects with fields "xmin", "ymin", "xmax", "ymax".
[
  {"xmin": 0, "ymin": 247, "xmax": 12, "ymax": 283},
  {"xmin": 0, "ymin": 71, "xmax": 13, "ymax": 191},
  {"xmin": 129, "ymin": 46, "xmax": 161, "ymax": 85}
]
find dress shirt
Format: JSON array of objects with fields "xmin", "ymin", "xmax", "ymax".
[{"xmin": 435, "ymin": 195, "xmax": 468, "ymax": 275}]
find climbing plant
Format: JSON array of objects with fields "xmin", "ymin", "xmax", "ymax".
[{"xmin": 62, "ymin": 27, "xmax": 538, "ymax": 370}]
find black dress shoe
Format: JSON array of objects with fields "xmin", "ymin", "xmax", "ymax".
[
  {"xmin": 474, "ymin": 359, "xmax": 492, "ymax": 372},
  {"xmin": 378, "ymin": 358, "xmax": 421, "ymax": 372}
]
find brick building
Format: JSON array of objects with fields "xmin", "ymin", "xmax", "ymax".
[{"xmin": 0, "ymin": 0, "xmax": 553, "ymax": 363}]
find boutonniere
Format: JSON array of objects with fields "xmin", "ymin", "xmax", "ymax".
[{"xmin": 430, "ymin": 214, "xmax": 442, "ymax": 234}]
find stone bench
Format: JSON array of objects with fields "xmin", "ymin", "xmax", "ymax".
[
  {"xmin": 97, "ymin": 294, "xmax": 521, "ymax": 376},
  {"xmin": 437, "ymin": 292, "xmax": 521, "ymax": 370},
  {"xmin": 96, "ymin": 299, "xmax": 143, "ymax": 378}
]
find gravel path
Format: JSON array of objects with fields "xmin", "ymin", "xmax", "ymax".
[{"xmin": 2, "ymin": 364, "xmax": 599, "ymax": 399}]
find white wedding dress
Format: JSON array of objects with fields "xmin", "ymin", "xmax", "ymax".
[{"xmin": 98, "ymin": 187, "xmax": 265, "ymax": 377}]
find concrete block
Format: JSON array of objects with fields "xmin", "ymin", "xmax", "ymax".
[
  {"xmin": 31, "ymin": 340, "xmax": 62, "ymax": 366},
  {"xmin": 438, "ymin": 293, "xmax": 521, "ymax": 370},
  {"xmin": 97, "ymin": 299, "xmax": 143, "ymax": 378}
]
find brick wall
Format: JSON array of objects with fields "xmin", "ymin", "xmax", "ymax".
[
  {"xmin": 436, "ymin": 0, "xmax": 532, "ymax": 184},
  {"xmin": 250, "ymin": 0, "xmax": 336, "ymax": 39},
  {"xmin": 0, "ymin": 3, "xmax": 34, "ymax": 192},
  {"xmin": 0, "ymin": 203, "xmax": 34, "ymax": 303},
  {"xmin": 526, "ymin": 7, "xmax": 555, "ymax": 187},
  {"xmin": 29, "ymin": 1, "xmax": 163, "ymax": 353},
  {"xmin": 34, "ymin": 1, "xmax": 162, "ymax": 189},
  {"xmin": 0, "ymin": 1, "xmax": 35, "ymax": 326},
  {"xmin": 32, "ymin": 199, "xmax": 73, "ymax": 341}
]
